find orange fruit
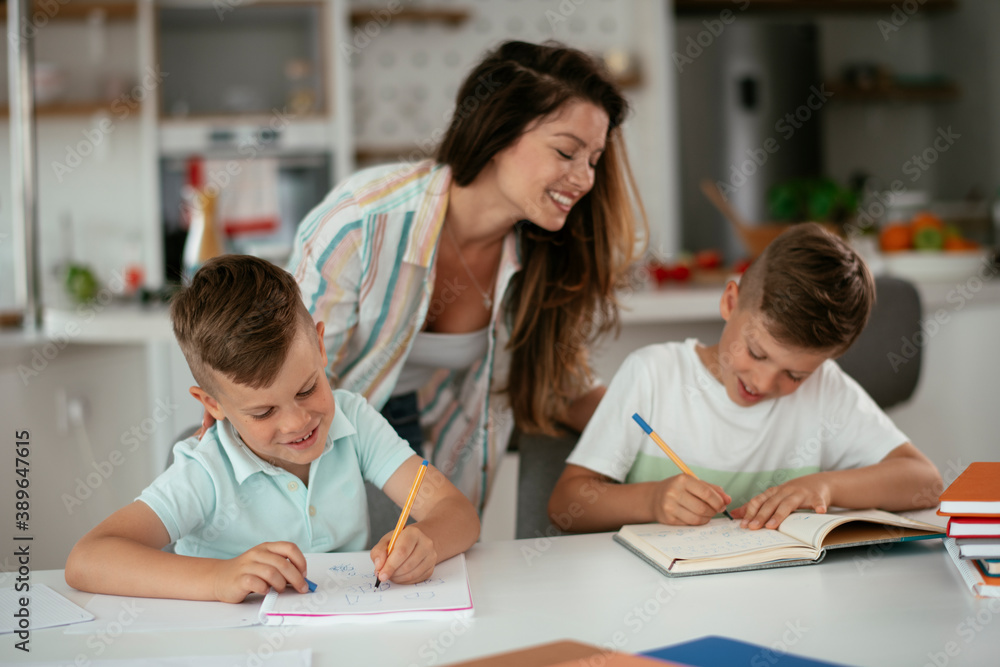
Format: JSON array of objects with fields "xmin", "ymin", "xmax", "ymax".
[
  {"xmin": 944, "ymin": 236, "xmax": 980, "ymax": 251},
  {"xmin": 910, "ymin": 211, "xmax": 945, "ymax": 232},
  {"xmin": 879, "ymin": 223, "xmax": 913, "ymax": 252}
]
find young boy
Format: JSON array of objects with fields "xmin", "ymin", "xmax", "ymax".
[
  {"xmin": 548, "ymin": 223, "xmax": 943, "ymax": 533},
  {"xmin": 66, "ymin": 256, "xmax": 480, "ymax": 602}
]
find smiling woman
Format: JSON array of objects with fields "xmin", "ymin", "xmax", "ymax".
[{"xmin": 287, "ymin": 40, "xmax": 648, "ymax": 515}]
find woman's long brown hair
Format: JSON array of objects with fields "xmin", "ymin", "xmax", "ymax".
[{"xmin": 437, "ymin": 41, "xmax": 647, "ymax": 435}]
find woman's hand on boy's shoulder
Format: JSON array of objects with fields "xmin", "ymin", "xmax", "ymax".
[
  {"xmin": 734, "ymin": 478, "xmax": 832, "ymax": 531},
  {"xmin": 194, "ymin": 409, "xmax": 217, "ymax": 440},
  {"xmin": 370, "ymin": 527, "xmax": 437, "ymax": 587},
  {"xmin": 213, "ymin": 541, "xmax": 311, "ymax": 603}
]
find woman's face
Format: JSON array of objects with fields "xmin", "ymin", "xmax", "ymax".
[{"xmin": 491, "ymin": 99, "xmax": 610, "ymax": 232}]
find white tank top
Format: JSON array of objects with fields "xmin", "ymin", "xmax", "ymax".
[{"xmin": 392, "ymin": 326, "xmax": 490, "ymax": 396}]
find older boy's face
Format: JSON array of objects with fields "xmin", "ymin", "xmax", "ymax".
[
  {"xmin": 208, "ymin": 323, "xmax": 335, "ymax": 476},
  {"xmin": 707, "ymin": 283, "xmax": 832, "ymax": 407}
]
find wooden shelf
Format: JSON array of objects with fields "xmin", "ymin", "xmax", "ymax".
[
  {"xmin": 0, "ymin": 1, "xmax": 137, "ymax": 21},
  {"xmin": 0, "ymin": 100, "xmax": 139, "ymax": 117},
  {"xmin": 349, "ymin": 7, "xmax": 470, "ymax": 27},
  {"xmin": 613, "ymin": 70, "xmax": 643, "ymax": 90},
  {"xmin": 355, "ymin": 146, "xmax": 424, "ymax": 165},
  {"xmin": 674, "ymin": 0, "xmax": 956, "ymax": 14},
  {"xmin": 826, "ymin": 80, "xmax": 959, "ymax": 102}
]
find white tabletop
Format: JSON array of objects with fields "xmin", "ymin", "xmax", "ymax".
[{"xmin": 5, "ymin": 533, "xmax": 998, "ymax": 666}]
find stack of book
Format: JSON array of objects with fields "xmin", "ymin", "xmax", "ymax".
[{"xmin": 938, "ymin": 462, "xmax": 1000, "ymax": 598}]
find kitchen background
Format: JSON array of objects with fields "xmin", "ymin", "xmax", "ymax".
[{"xmin": 1, "ymin": 0, "xmax": 999, "ymax": 569}]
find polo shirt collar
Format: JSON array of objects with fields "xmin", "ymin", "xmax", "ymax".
[{"xmin": 217, "ymin": 396, "xmax": 358, "ymax": 484}]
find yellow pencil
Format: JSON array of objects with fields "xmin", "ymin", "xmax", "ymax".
[
  {"xmin": 374, "ymin": 459, "xmax": 429, "ymax": 589},
  {"xmin": 631, "ymin": 413, "xmax": 735, "ymax": 521}
]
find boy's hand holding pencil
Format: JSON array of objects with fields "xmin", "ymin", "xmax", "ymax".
[
  {"xmin": 371, "ymin": 459, "xmax": 436, "ymax": 587},
  {"xmin": 632, "ymin": 413, "xmax": 734, "ymax": 525}
]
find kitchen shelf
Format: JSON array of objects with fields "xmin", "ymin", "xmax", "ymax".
[
  {"xmin": 349, "ymin": 7, "xmax": 470, "ymax": 27},
  {"xmin": 825, "ymin": 80, "xmax": 960, "ymax": 103},
  {"xmin": 355, "ymin": 145, "xmax": 423, "ymax": 166},
  {"xmin": 0, "ymin": 100, "xmax": 140, "ymax": 118},
  {"xmin": 0, "ymin": 1, "xmax": 137, "ymax": 21},
  {"xmin": 674, "ymin": 0, "xmax": 956, "ymax": 13}
]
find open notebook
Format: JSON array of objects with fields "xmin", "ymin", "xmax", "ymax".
[
  {"xmin": 259, "ymin": 552, "xmax": 473, "ymax": 625},
  {"xmin": 614, "ymin": 508, "xmax": 945, "ymax": 577}
]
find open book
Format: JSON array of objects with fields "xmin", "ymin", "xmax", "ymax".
[
  {"xmin": 614, "ymin": 508, "xmax": 945, "ymax": 577},
  {"xmin": 259, "ymin": 552, "xmax": 473, "ymax": 624}
]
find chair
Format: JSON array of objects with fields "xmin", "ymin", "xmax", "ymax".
[
  {"xmin": 836, "ymin": 275, "xmax": 923, "ymax": 410},
  {"xmin": 514, "ymin": 429, "xmax": 579, "ymax": 540}
]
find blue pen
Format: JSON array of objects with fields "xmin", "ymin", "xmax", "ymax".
[
  {"xmin": 632, "ymin": 413, "xmax": 735, "ymax": 521},
  {"xmin": 305, "ymin": 577, "xmax": 317, "ymax": 593}
]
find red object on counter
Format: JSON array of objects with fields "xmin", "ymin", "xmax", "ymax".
[
  {"xmin": 732, "ymin": 258, "xmax": 752, "ymax": 274},
  {"xmin": 694, "ymin": 249, "xmax": 722, "ymax": 270},
  {"xmin": 669, "ymin": 264, "xmax": 691, "ymax": 281}
]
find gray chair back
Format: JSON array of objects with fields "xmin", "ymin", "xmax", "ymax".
[
  {"xmin": 836, "ymin": 276, "xmax": 923, "ymax": 410},
  {"xmin": 514, "ymin": 430, "xmax": 578, "ymax": 540}
]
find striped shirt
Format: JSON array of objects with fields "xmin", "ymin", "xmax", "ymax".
[{"xmin": 288, "ymin": 160, "xmax": 520, "ymax": 511}]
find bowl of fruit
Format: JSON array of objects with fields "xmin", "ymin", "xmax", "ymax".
[{"xmin": 878, "ymin": 211, "xmax": 990, "ymax": 283}]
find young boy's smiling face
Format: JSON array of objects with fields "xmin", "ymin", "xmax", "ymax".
[
  {"xmin": 699, "ymin": 282, "xmax": 832, "ymax": 407},
  {"xmin": 194, "ymin": 321, "xmax": 335, "ymax": 481}
]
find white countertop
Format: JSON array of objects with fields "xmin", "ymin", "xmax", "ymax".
[{"xmin": 1, "ymin": 272, "xmax": 998, "ymax": 345}]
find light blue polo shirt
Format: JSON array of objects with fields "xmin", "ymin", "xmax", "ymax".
[{"xmin": 138, "ymin": 389, "xmax": 415, "ymax": 558}]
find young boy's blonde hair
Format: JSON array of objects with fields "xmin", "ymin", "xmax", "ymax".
[
  {"xmin": 737, "ymin": 223, "xmax": 875, "ymax": 355},
  {"xmin": 170, "ymin": 255, "xmax": 317, "ymax": 396}
]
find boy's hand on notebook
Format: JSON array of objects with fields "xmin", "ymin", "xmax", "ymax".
[
  {"xmin": 213, "ymin": 541, "xmax": 311, "ymax": 603},
  {"xmin": 735, "ymin": 477, "xmax": 832, "ymax": 530},
  {"xmin": 370, "ymin": 527, "xmax": 436, "ymax": 586},
  {"xmin": 650, "ymin": 475, "xmax": 732, "ymax": 526}
]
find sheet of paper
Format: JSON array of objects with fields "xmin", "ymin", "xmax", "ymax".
[
  {"xmin": 4, "ymin": 649, "xmax": 311, "ymax": 667},
  {"xmin": 0, "ymin": 583, "xmax": 94, "ymax": 634},
  {"xmin": 261, "ymin": 552, "xmax": 473, "ymax": 624},
  {"xmin": 625, "ymin": 519, "xmax": 801, "ymax": 560},
  {"xmin": 63, "ymin": 592, "xmax": 259, "ymax": 634}
]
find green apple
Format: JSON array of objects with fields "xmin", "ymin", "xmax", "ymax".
[{"xmin": 913, "ymin": 227, "xmax": 944, "ymax": 251}]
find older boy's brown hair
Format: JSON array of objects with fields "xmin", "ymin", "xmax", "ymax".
[
  {"xmin": 737, "ymin": 223, "xmax": 875, "ymax": 354},
  {"xmin": 171, "ymin": 255, "xmax": 316, "ymax": 396}
]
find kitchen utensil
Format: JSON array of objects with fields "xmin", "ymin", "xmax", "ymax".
[{"xmin": 700, "ymin": 180, "xmax": 793, "ymax": 258}]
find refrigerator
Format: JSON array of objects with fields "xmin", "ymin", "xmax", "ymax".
[{"xmin": 675, "ymin": 20, "xmax": 822, "ymax": 261}]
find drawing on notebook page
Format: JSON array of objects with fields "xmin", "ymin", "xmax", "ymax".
[{"xmin": 259, "ymin": 552, "xmax": 473, "ymax": 624}]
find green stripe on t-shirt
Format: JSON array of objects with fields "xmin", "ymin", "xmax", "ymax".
[{"xmin": 624, "ymin": 451, "xmax": 820, "ymax": 509}]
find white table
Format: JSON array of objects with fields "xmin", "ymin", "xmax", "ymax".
[{"xmin": 5, "ymin": 533, "xmax": 998, "ymax": 666}]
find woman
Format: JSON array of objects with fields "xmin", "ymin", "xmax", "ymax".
[{"xmin": 288, "ymin": 40, "xmax": 646, "ymax": 512}]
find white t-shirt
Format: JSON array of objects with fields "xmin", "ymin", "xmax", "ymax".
[{"xmin": 566, "ymin": 339, "xmax": 909, "ymax": 508}]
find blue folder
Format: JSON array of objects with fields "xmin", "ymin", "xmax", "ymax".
[{"xmin": 642, "ymin": 635, "xmax": 854, "ymax": 667}]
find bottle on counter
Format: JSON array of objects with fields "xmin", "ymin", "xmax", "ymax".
[{"xmin": 181, "ymin": 157, "xmax": 224, "ymax": 280}]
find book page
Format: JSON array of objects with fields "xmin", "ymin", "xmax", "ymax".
[
  {"xmin": 261, "ymin": 552, "xmax": 473, "ymax": 624},
  {"xmin": 777, "ymin": 508, "xmax": 944, "ymax": 547},
  {"xmin": 622, "ymin": 518, "xmax": 805, "ymax": 561}
]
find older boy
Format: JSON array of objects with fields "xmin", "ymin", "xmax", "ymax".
[
  {"xmin": 549, "ymin": 223, "xmax": 942, "ymax": 533},
  {"xmin": 66, "ymin": 256, "xmax": 479, "ymax": 602}
]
